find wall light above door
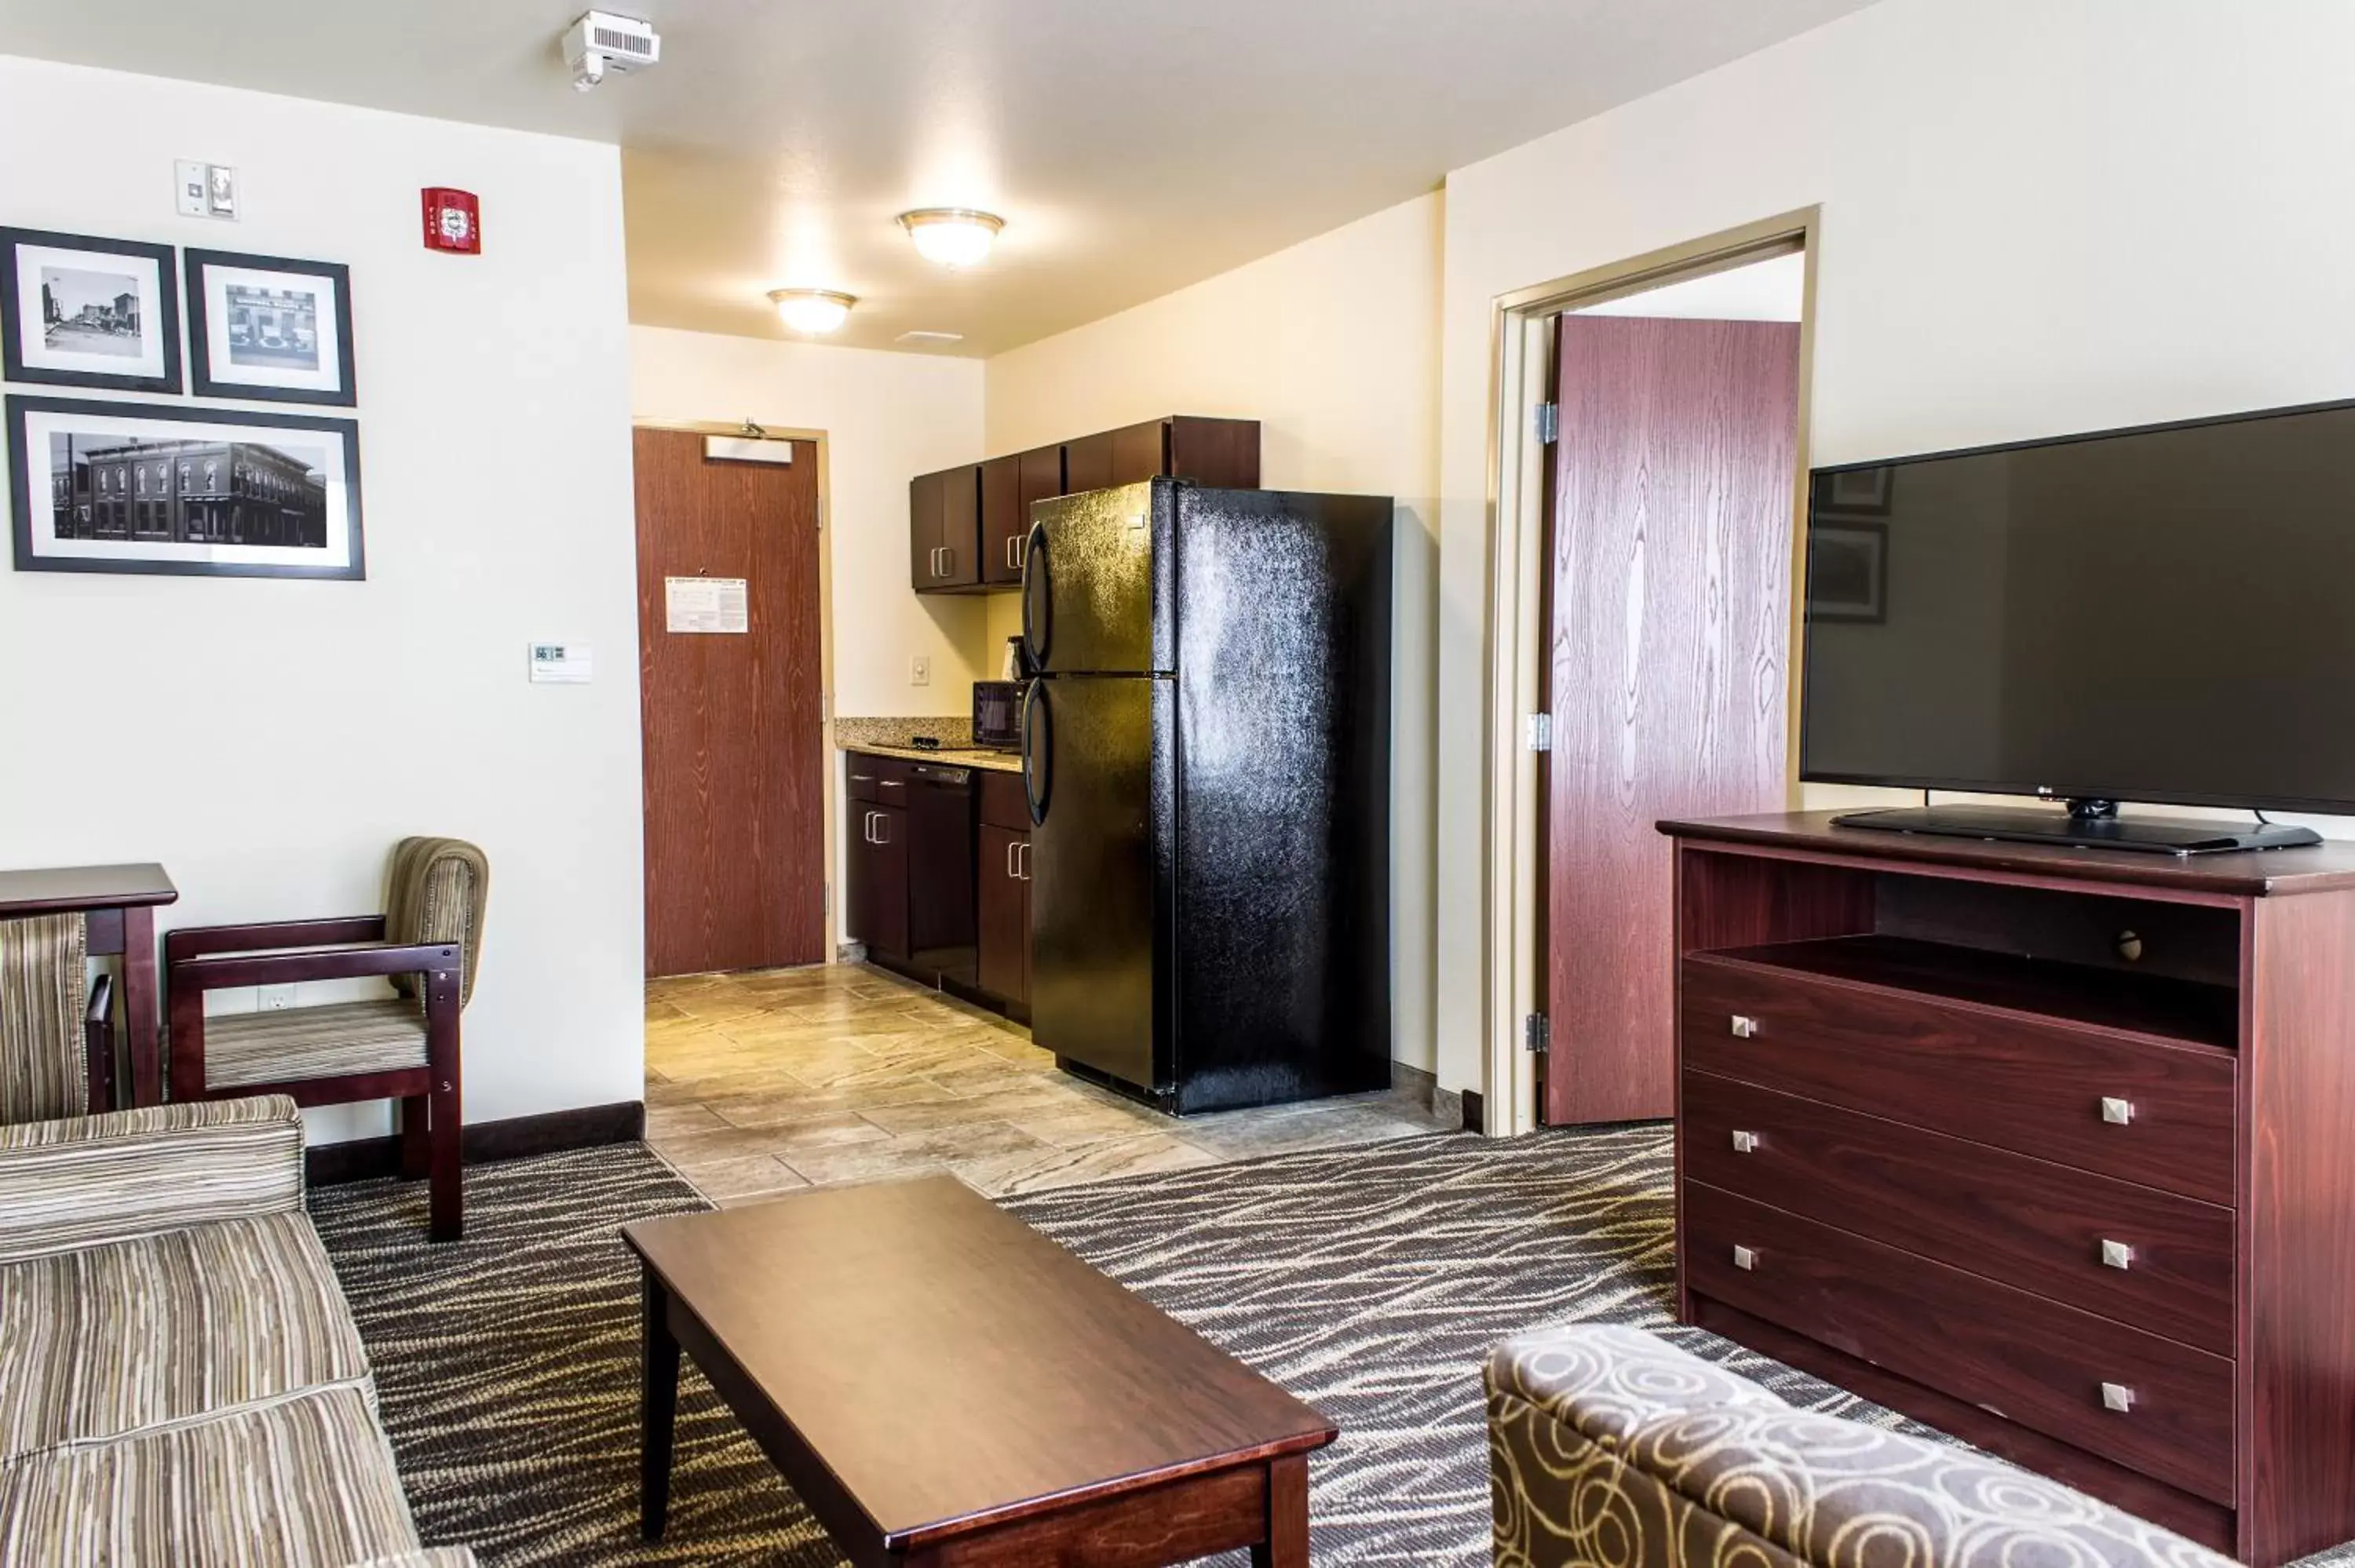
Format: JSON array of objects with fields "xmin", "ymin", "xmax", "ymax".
[{"xmin": 896, "ymin": 208, "xmax": 1003, "ymax": 268}]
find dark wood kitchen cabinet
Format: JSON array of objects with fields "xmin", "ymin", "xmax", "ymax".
[
  {"xmin": 845, "ymin": 798, "xmax": 909, "ymax": 964},
  {"xmin": 977, "ymin": 771, "xmax": 1035, "ymax": 1012},
  {"xmin": 980, "ymin": 444, "xmax": 1064, "ymax": 587},
  {"xmin": 909, "ymin": 465, "xmax": 981, "ymax": 592},
  {"xmin": 916, "ymin": 418, "xmax": 1257, "ymax": 595}
]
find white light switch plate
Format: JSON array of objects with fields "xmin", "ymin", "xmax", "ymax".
[
  {"xmin": 174, "ymin": 159, "xmax": 237, "ymax": 219},
  {"xmin": 909, "ymin": 655, "xmax": 931, "ymax": 687}
]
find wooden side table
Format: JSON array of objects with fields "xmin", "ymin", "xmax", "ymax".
[{"xmin": 0, "ymin": 864, "xmax": 178, "ymax": 1107}]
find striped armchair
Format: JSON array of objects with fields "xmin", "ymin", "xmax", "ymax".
[
  {"xmin": 0, "ymin": 911, "xmax": 115, "ymax": 1123},
  {"xmin": 1488, "ymin": 1326, "xmax": 2233, "ymax": 1568},
  {"xmin": 0, "ymin": 1094, "xmax": 472, "ymax": 1566}
]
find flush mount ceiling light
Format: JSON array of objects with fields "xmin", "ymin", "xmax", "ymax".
[
  {"xmin": 768, "ymin": 288, "xmax": 856, "ymax": 334},
  {"xmin": 896, "ymin": 208, "xmax": 1004, "ymax": 268}
]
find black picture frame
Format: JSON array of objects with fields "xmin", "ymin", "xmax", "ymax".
[
  {"xmin": 0, "ymin": 227, "xmax": 183, "ymax": 395},
  {"xmin": 8, "ymin": 392, "xmax": 364, "ymax": 580},
  {"xmin": 184, "ymin": 249, "xmax": 356, "ymax": 406},
  {"xmin": 1806, "ymin": 518, "xmax": 1887, "ymax": 625}
]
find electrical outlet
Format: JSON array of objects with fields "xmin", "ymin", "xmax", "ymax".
[
  {"xmin": 257, "ymin": 983, "xmax": 298, "ymax": 1012},
  {"xmin": 909, "ymin": 655, "xmax": 931, "ymax": 687}
]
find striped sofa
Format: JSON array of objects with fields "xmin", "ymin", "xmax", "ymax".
[
  {"xmin": 1488, "ymin": 1325, "xmax": 2233, "ymax": 1568},
  {"xmin": 0, "ymin": 1093, "xmax": 470, "ymax": 1566}
]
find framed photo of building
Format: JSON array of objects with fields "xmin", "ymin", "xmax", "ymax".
[
  {"xmin": 0, "ymin": 228, "xmax": 182, "ymax": 394},
  {"xmin": 7, "ymin": 394, "xmax": 363, "ymax": 580},
  {"xmin": 1806, "ymin": 518, "xmax": 1887, "ymax": 625},
  {"xmin": 184, "ymin": 250, "xmax": 355, "ymax": 405}
]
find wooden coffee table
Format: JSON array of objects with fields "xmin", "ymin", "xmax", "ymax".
[{"xmin": 623, "ymin": 1176, "xmax": 1337, "ymax": 1566}]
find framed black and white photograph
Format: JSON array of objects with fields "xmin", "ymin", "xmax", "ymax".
[
  {"xmin": 0, "ymin": 228, "xmax": 182, "ymax": 394},
  {"xmin": 184, "ymin": 250, "xmax": 355, "ymax": 405},
  {"xmin": 8, "ymin": 393, "xmax": 363, "ymax": 580},
  {"xmin": 1818, "ymin": 463, "xmax": 1893, "ymax": 515},
  {"xmin": 1806, "ymin": 519, "xmax": 1887, "ymax": 625}
]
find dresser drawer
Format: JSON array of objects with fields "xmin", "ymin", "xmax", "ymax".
[
  {"xmin": 1681, "ymin": 954, "xmax": 2236, "ymax": 1205},
  {"xmin": 1685, "ymin": 1182, "xmax": 2235, "ymax": 1504},
  {"xmin": 1682, "ymin": 1071, "xmax": 2236, "ymax": 1354}
]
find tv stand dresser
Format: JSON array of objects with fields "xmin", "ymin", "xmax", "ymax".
[{"xmin": 1659, "ymin": 811, "xmax": 2355, "ymax": 1564}]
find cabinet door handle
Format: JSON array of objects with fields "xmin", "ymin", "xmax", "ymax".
[
  {"xmin": 2100, "ymin": 1239, "xmax": 2134, "ymax": 1270},
  {"xmin": 940, "ymin": 545, "xmax": 955, "ymax": 578},
  {"xmin": 860, "ymin": 811, "xmax": 873, "ymax": 844},
  {"xmin": 1006, "ymin": 840, "xmax": 1020, "ymax": 880},
  {"xmin": 1730, "ymin": 1130, "xmax": 1760, "ymax": 1154},
  {"xmin": 1729, "ymin": 1015, "xmax": 1759, "ymax": 1039},
  {"xmin": 1732, "ymin": 1245, "xmax": 1759, "ymax": 1271},
  {"xmin": 1005, "ymin": 534, "xmax": 1018, "ymax": 571},
  {"xmin": 872, "ymin": 813, "xmax": 891, "ymax": 844},
  {"xmin": 850, "ymin": 773, "xmax": 875, "ymax": 784},
  {"xmin": 1018, "ymin": 841, "xmax": 1030, "ymax": 881},
  {"xmin": 2101, "ymin": 1096, "xmax": 2134, "ymax": 1125},
  {"xmin": 2101, "ymin": 1382, "xmax": 2135, "ymax": 1413}
]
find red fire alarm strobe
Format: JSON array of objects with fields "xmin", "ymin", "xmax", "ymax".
[{"xmin": 421, "ymin": 188, "xmax": 481, "ymax": 254}]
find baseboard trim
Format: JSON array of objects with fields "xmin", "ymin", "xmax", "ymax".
[{"xmin": 306, "ymin": 1099, "xmax": 646, "ymax": 1187}]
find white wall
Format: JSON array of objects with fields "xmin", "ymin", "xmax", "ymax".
[
  {"xmin": 986, "ymin": 193, "xmax": 1444, "ymax": 1071},
  {"xmin": 629, "ymin": 328, "xmax": 990, "ymax": 719},
  {"xmin": 0, "ymin": 55, "xmax": 643, "ymax": 1143},
  {"xmin": 1433, "ymin": 0, "xmax": 2355, "ymax": 1091}
]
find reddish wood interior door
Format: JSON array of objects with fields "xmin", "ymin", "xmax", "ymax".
[
  {"xmin": 1544, "ymin": 314, "xmax": 1800, "ymax": 1125},
  {"xmin": 635, "ymin": 428, "xmax": 825, "ymax": 976}
]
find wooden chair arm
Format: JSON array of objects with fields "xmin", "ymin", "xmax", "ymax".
[
  {"xmin": 164, "ymin": 916, "xmax": 387, "ymax": 964},
  {"xmin": 169, "ymin": 940, "xmax": 458, "ymax": 992}
]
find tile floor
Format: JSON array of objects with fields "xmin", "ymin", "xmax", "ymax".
[{"xmin": 644, "ymin": 963, "xmax": 1455, "ymax": 1204}]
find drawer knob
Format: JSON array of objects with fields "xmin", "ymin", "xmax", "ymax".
[
  {"xmin": 2101, "ymin": 1238, "xmax": 2134, "ymax": 1271},
  {"xmin": 2101, "ymin": 1382, "xmax": 2135, "ymax": 1413},
  {"xmin": 1732, "ymin": 1244, "xmax": 1759, "ymax": 1271},
  {"xmin": 1729, "ymin": 1015, "xmax": 1760, "ymax": 1039},
  {"xmin": 2100, "ymin": 1096, "xmax": 2135, "ymax": 1125},
  {"xmin": 1731, "ymin": 1129, "xmax": 1761, "ymax": 1154}
]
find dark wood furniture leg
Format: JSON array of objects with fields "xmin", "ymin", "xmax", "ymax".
[
  {"xmin": 122, "ymin": 904, "xmax": 159, "ymax": 1107},
  {"xmin": 1253, "ymin": 1453, "xmax": 1309, "ymax": 1568},
  {"xmin": 425, "ymin": 961, "xmax": 464, "ymax": 1241},
  {"xmin": 641, "ymin": 1265, "xmax": 681, "ymax": 1543}
]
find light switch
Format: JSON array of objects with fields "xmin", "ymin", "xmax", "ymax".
[
  {"xmin": 174, "ymin": 160, "xmax": 237, "ymax": 219},
  {"xmin": 909, "ymin": 655, "xmax": 931, "ymax": 687},
  {"xmin": 529, "ymin": 643, "xmax": 593, "ymax": 684}
]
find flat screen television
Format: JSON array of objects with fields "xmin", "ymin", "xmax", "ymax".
[{"xmin": 1800, "ymin": 396, "xmax": 2355, "ymax": 855}]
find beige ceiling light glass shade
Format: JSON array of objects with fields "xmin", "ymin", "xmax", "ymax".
[
  {"xmin": 768, "ymin": 289, "xmax": 856, "ymax": 333},
  {"xmin": 896, "ymin": 208, "xmax": 1004, "ymax": 268}
]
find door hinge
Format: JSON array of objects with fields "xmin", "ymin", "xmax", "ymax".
[
  {"xmin": 823, "ymin": 881, "xmax": 831, "ymax": 916},
  {"xmin": 1525, "ymin": 712, "xmax": 1553, "ymax": 753},
  {"xmin": 1533, "ymin": 401, "xmax": 1559, "ymax": 445},
  {"xmin": 1524, "ymin": 1013, "xmax": 1551, "ymax": 1054}
]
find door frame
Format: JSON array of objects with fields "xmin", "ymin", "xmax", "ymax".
[
  {"xmin": 630, "ymin": 419, "xmax": 843, "ymax": 966},
  {"xmin": 1478, "ymin": 206, "xmax": 1821, "ymax": 1136}
]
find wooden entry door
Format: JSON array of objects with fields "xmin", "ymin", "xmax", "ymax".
[
  {"xmin": 1543, "ymin": 314, "xmax": 1800, "ymax": 1125},
  {"xmin": 634, "ymin": 428, "xmax": 826, "ymax": 976}
]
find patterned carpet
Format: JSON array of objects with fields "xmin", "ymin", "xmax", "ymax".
[{"xmin": 308, "ymin": 1125, "xmax": 1916, "ymax": 1566}]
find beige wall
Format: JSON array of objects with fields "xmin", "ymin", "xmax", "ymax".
[
  {"xmin": 0, "ymin": 54, "xmax": 643, "ymax": 1145},
  {"xmin": 1433, "ymin": 0, "xmax": 2355, "ymax": 1092},
  {"xmin": 984, "ymin": 193, "xmax": 1445, "ymax": 1070},
  {"xmin": 629, "ymin": 326, "xmax": 990, "ymax": 720}
]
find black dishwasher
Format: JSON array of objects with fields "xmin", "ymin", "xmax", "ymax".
[{"xmin": 906, "ymin": 763, "xmax": 977, "ymax": 987}]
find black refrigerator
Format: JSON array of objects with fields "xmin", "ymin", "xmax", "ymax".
[{"xmin": 1017, "ymin": 477, "xmax": 1392, "ymax": 1114}]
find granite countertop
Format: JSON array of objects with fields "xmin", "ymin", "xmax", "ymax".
[{"xmin": 845, "ymin": 742, "xmax": 1023, "ymax": 774}]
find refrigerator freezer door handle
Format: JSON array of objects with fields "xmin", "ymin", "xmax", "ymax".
[
  {"xmin": 1020, "ymin": 678, "xmax": 1050, "ymax": 827},
  {"xmin": 1020, "ymin": 520, "xmax": 1050, "ymax": 669}
]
